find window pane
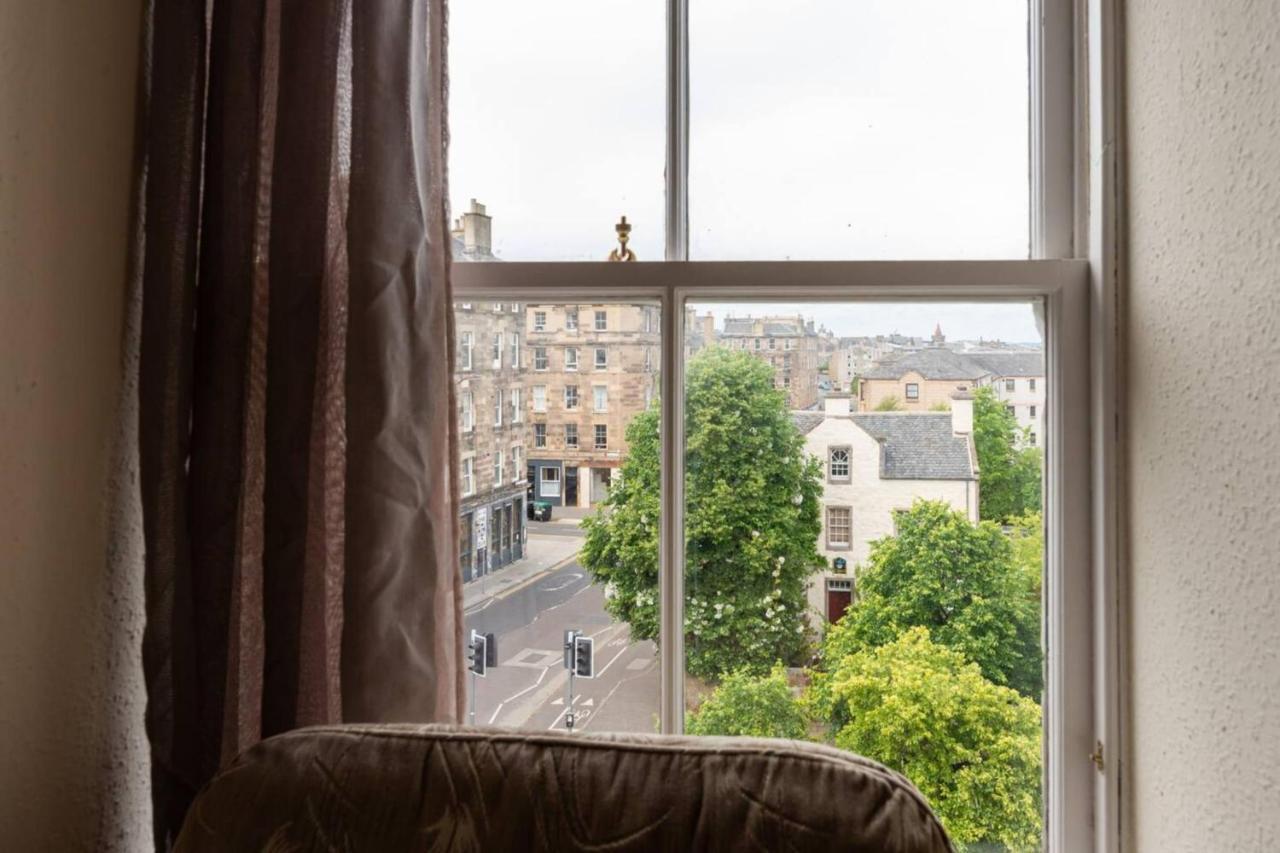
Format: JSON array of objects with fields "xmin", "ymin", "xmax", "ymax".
[
  {"xmin": 449, "ymin": 1, "xmax": 665, "ymax": 261},
  {"xmin": 690, "ymin": 1, "xmax": 1030, "ymax": 259},
  {"xmin": 456, "ymin": 300, "xmax": 661, "ymax": 733},
  {"xmin": 683, "ymin": 300, "xmax": 1045, "ymax": 850}
]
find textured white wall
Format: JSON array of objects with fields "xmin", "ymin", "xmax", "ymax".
[
  {"xmin": 1126, "ymin": 1, "xmax": 1280, "ymax": 849},
  {"xmin": 0, "ymin": 1, "xmax": 151, "ymax": 849}
]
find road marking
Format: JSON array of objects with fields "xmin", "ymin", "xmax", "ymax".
[
  {"xmin": 592, "ymin": 638, "xmax": 634, "ymax": 680},
  {"xmin": 505, "ymin": 648, "xmax": 563, "ymax": 669},
  {"xmin": 576, "ymin": 651, "xmax": 659, "ymax": 733},
  {"xmin": 537, "ymin": 572, "xmax": 583, "ymax": 592},
  {"xmin": 488, "ymin": 667, "xmax": 548, "ymax": 725},
  {"xmin": 625, "ymin": 657, "xmax": 652, "ymax": 671}
]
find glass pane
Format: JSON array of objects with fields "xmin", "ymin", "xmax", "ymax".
[
  {"xmin": 690, "ymin": 1, "xmax": 1030, "ymax": 259},
  {"xmin": 683, "ymin": 301, "xmax": 1045, "ymax": 850},
  {"xmin": 449, "ymin": 1, "xmax": 665, "ymax": 261},
  {"xmin": 456, "ymin": 299, "xmax": 662, "ymax": 733}
]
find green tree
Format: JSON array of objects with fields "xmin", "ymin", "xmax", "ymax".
[
  {"xmin": 972, "ymin": 387, "xmax": 1042, "ymax": 522},
  {"xmin": 686, "ymin": 664, "xmax": 808, "ymax": 740},
  {"xmin": 581, "ymin": 348, "xmax": 823, "ymax": 679},
  {"xmin": 874, "ymin": 395, "xmax": 904, "ymax": 411},
  {"xmin": 820, "ymin": 500, "xmax": 1041, "ymax": 698},
  {"xmin": 815, "ymin": 628, "xmax": 1042, "ymax": 852}
]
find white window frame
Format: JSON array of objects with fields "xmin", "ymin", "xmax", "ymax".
[
  {"xmin": 533, "ymin": 310, "xmax": 547, "ymax": 332},
  {"xmin": 491, "ymin": 333, "xmax": 501, "ymax": 369},
  {"xmin": 564, "ymin": 422, "xmax": 579, "ymax": 449},
  {"xmin": 534, "ymin": 347, "xmax": 548, "ymax": 371},
  {"xmin": 450, "ymin": 1, "xmax": 1125, "ymax": 848},
  {"xmin": 533, "ymin": 422, "xmax": 547, "ymax": 448},
  {"xmin": 564, "ymin": 346, "xmax": 579, "ymax": 371},
  {"xmin": 493, "ymin": 388, "xmax": 502, "ymax": 426},
  {"xmin": 593, "ymin": 347, "xmax": 607, "ymax": 370},
  {"xmin": 510, "ymin": 333, "xmax": 520, "ymax": 368},
  {"xmin": 531, "ymin": 385, "xmax": 547, "ymax": 413},
  {"xmin": 565, "ymin": 308, "xmax": 579, "ymax": 331},
  {"xmin": 460, "ymin": 456, "xmax": 475, "ymax": 497},
  {"xmin": 460, "ymin": 389, "xmax": 474, "ymax": 433},
  {"xmin": 592, "ymin": 384, "xmax": 608, "ymax": 413},
  {"xmin": 511, "ymin": 445, "xmax": 523, "ymax": 483},
  {"xmin": 564, "ymin": 384, "xmax": 579, "ymax": 410},
  {"xmin": 459, "ymin": 330, "xmax": 473, "ymax": 371},
  {"xmin": 593, "ymin": 423, "xmax": 608, "ymax": 450},
  {"xmin": 594, "ymin": 309, "xmax": 607, "ymax": 331},
  {"xmin": 826, "ymin": 505, "xmax": 852, "ymax": 550},
  {"xmin": 494, "ymin": 448, "xmax": 504, "ymax": 484},
  {"xmin": 510, "ymin": 387, "xmax": 522, "ymax": 423}
]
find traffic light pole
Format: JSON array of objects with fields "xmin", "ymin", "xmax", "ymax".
[
  {"xmin": 565, "ymin": 666, "xmax": 575, "ymax": 731},
  {"xmin": 470, "ymin": 668, "xmax": 477, "ymax": 725}
]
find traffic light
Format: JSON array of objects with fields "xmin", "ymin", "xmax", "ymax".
[
  {"xmin": 469, "ymin": 630, "xmax": 487, "ymax": 678},
  {"xmin": 573, "ymin": 634, "xmax": 594, "ymax": 678},
  {"xmin": 484, "ymin": 632, "xmax": 497, "ymax": 669},
  {"xmin": 563, "ymin": 629, "xmax": 577, "ymax": 669}
]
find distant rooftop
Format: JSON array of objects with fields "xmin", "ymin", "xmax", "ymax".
[{"xmin": 792, "ymin": 411, "xmax": 976, "ymax": 480}]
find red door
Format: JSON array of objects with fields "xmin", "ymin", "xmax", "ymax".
[{"xmin": 826, "ymin": 588, "xmax": 852, "ymax": 623}]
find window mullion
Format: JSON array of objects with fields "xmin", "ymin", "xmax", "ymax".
[
  {"xmin": 665, "ymin": 0, "xmax": 689, "ymax": 262},
  {"xmin": 659, "ymin": 284, "xmax": 685, "ymax": 732}
]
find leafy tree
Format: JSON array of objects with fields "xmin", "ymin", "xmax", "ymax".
[
  {"xmin": 874, "ymin": 395, "xmax": 904, "ymax": 411},
  {"xmin": 581, "ymin": 348, "xmax": 823, "ymax": 679},
  {"xmin": 686, "ymin": 664, "xmax": 808, "ymax": 740},
  {"xmin": 928, "ymin": 401, "xmax": 952, "ymax": 412},
  {"xmin": 819, "ymin": 500, "xmax": 1041, "ymax": 699},
  {"xmin": 814, "ymin": 628, "xmax": 1042, "ymax": 852},
  {"xmin": 972, "ymin": 387, "xmax": 1042, "ymax": 522}
]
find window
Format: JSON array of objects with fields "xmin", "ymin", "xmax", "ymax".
[
  {"xmin": 1029, "ymin": 377, "xmax": 1037, "ymax": 391},
  {"xmin": 564, "ymin": 347, "xmax": 578, "ymax": 371},
  {"xmin": 493, "ymin": 389, "xmax": 503, "ymax": 426},
  {"xmin": 534, "ymin": 347, "xmax": 548, "ymax": 371},
  {"xmin": 494, "ymin": 448, "xmax": 504, "ymax": 483},
  {"xmin": 491, "ymin": 333, "xmax": 502, "ymax": 368},
  {"xmin": 510, "ymin": 387, "xmax": 522, "ymax": 423},
  {"xmin": 1007, "ymin": 404, "xmax": 1017, "ymax": 416},
  {"xmin": 828, "ymin": 446, "xmax": 851, "ymax": 481},
  {"xmin": 459, "ymin": 331, "xmax": 473, "ymax": 370},
  {"xmin": 826, "ymin": 506, "xmax": 852, "ymax": 550},
  {"xmin": 511, "ymin": 445, "xmax": 522, "ymax": 482},
  {"xmin": 460, "ymin": 390, "xmax": 474, "ymax": 432},
  {"xmin": 534, "ymin": 423, "xmax": 546, "ymax": 448},
  {"xmin": 594, "ymin": 348, "xmax": 607, "ymax": 370},
  {"xmin": 593, "ymin": 385, "xmax": 608, "ymax": 412},
  {"xmin": 594, "ymin": 310, "xmax": 607, "ymax": 331},
  {"xmin": 905, "ymin": 382, "xmax": 920, "ymax": 401},
  {"xmin": 1029, "ymin": 405, "xmax": 1037, "ymax": 418},
  {"xmin": 1005, "ymin": 378, "xmax": 1017, "ymax": 392},
  {"xmin": 564, "ymin": 385, "xmax": 579, "ymax": 409},
  {"xmin": 461, "ymin": 457, "xmax": 474, "ymax": 497},
  {"xmin": 644, "ymin": 348, "xmax": 651, "ymax": 371},
  {"xmin": 452, "ymin": 0, "xmax": 1100, "ymax": 837},
  {"xmin": 509, "ymin": 333, "xmax": 520, "ymax": 368},
  {"xmin": 540, "ymin": 466, "xmax": 561, "ymax": 497},
  {"xmin": 533, "ymin": 311, "xmax": 547, "ymax": 331},
  {"xmin": 594, "ymin": 424, "xmax": 607, "ymax": 449},
  {"xmin": 768, "ymin": 338, "xmax": 776, "ymax": 350},
  {"xmin": 1030, "ymin": 432, "xmax": 1037, "ymax": 446},
  {"xmin": 532, "ymin": 385, "xmax": 547, "ymax": 412},
  {"xmin": 565, "ymin": 308, "xmax": 578, "ymax": 331},
  {"xmin": 510, "ymin": 302, "xmax": 519, "ymax": 313},
  {"xmin": 565, "ymin": 423, "xmax": 578, "ymax": 449}
]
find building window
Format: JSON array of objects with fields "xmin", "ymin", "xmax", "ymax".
[
  {"xmin": 594, "ymin": 347, "xmax": 607, "ymax": 370},
  {"xmin": 769, "ymin": 338, "xmax": 776, "ymax": 349},
  {"xmin": 510, "ymin": 387, "xmax": 522, "ymax": 423},
  {"xmin": 533, "ymin": 311, "xmax": 547, "ymax": 331},
  {"xmin": 1005, "ymin": 378, "xmax": 1016, "ymax": 392},
  {"xmin": 905, "ymin": 382, "xmax": 920, "ymax": 400},
  {"xmin": 492, "ymin": 302, "xmax": 503, "ymax": 313},
  {"xmin": 644, "ymin": 309, "xmax": 653, "ymax": 333},
  {"xmin": 494, "ymin": 448, "xmax": 504, "ymax": 483},
  {"xmin": 594, "ymin": 310, "xmax": 607, "ymax": 331},
  {"xmin": 565, "ymin": 423, "xmax": 578, "ymax": 449},
  {"xmin": 565, "ymin": 308, "xmax": 578, "ymax": 331},
  {"xmin": 534, "ymin": 347, "xmax": 549, "ymax": 371},
  {"xmin": 1029, "ymin": 377, "xmax": 1037, "ymax": 391},
  {"xmin": 826, "ymin": 506, "xmax": 852, "ymax": 550},
  {"xmin": 644, "ymin": 348, "xmax": 652, "ymax": 371},
  {"xmin": 492, "ymin": 333, "xmax": 502, "ymax": 368},
  {"xmin": 532, "ymin": 385, "xmax": 547, "ymax": 412},
  {"xmin": 1007, "ymin": 405, "xmax": 1017, "ymax": 416},
  {"xmin": 565, "ymin": 347, "xmax": 579, "ymax": 371},
  {"xmin": 564, "ymin": 385, "xmax": 579, "ymax": 409},
  {"xmin": 509, "ymin": 333, "xmax": 520, "ymax": 368},
  {"xmin": 785, "ymin": 339, "xmax": 793, "ymax": 350},
  {"xmin": 511, "ymin": 445, "xmax": 522, "ymax": 482},
  {"xmin": 594, "ymin": 424, "xmax": 608, "ymax": 449},
  {"xmin": 493, "ymin": 389, "xmax": 503, "ymax": 426},
  {"xmin": 459, "ymin": 331, "xmax": 473, "ymax": 370},
  {"xmin": 461, "ymin": 457, "xmax": 474, "ymax": 497},
  {"xmin": 1029, "ymin": 405, "xmax": 1037, "ymax": 418},
  {"xmin": 754, "ymin": 338, "xmax": 761, "ymax": 350},
  {"xmin": 828, "ymin": 446, "xmax": 851, "ymax": 481},
  {"xmin": 593, "ymin": 385, "xmax": 608, "ymax": 412},
  {"xmin": 509, "ymin": 302, "xmax": 519, "ymax": 313},
  {"xmin": 540, "ymin": 466, "xmax": 561, "ymax": 497},
  {"xmin": 1030, "ymin": 432, "xmax": 1038, "ymax": 446},
  {"xmin": 460, "ymin": 391, "xmax": 474, "ymax": 432},
  {"xmin": 534, "ymin": 423, "xmax": 547, "ymax": 448}
]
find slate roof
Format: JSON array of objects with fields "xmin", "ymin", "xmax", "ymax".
[
  {"xmin": 861, "ymin": 347, "xmax": 991, "ymax": 381},
  {"xmin": 722, "ymin": 318, "xmax": 755, "ymax": 336},
  {"xmin": 961, "ymin": 352, "xmax": 1044, "ymax": 378},
  {"xmin": 763, "ymin": 321, "xmax": 803, "ymax": 336},
  {"xmin": 791, "ymin": 411, "xmax": 976, "ymax": 480}
]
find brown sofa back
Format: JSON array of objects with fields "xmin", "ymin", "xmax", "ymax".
[{"xmin": 176, "ymin": 724, "xmax": 953, "ymax": 852}]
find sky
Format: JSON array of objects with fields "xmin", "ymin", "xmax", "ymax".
[
  {"xmin": 694, "ymin": 301, "xmax": 1041, "ymax": 344},
  {"xmin": 449, "ymin": 0, "xmax": 1034, "ymax": 339}
]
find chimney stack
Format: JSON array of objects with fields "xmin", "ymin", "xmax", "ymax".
[
  {"xmin": 453, "ymin": 198, "xmax": 492, "ymax": 257},
  {"xmin": 824, "ymin": 395, "xmax": 852, "ymax": 416},
  {"xmin": 950, "ymin": 390, "xmax": 974, "ymax": 434}
]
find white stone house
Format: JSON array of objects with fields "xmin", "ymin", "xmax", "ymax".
[{"xmin": 794, "ymin": 394, "xmax": 979, "ymax": 625}]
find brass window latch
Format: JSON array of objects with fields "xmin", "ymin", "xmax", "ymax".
[{"xmin": 1090, "ymin": 740, "xmax": 1105, "ymax": 772}]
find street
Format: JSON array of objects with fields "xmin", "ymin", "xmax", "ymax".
[{"xmin": 463, "ymin": 530, "xmax": 659, "ymax": 733}]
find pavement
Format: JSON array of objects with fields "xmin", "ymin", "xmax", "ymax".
[{"xmin": 462, "ymin": 523, "xmax": 659, "ymax": 733}]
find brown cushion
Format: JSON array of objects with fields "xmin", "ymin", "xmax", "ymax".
[{"xmin": 175, "ymin": 724, "xmax": 953, "ymax": 852}]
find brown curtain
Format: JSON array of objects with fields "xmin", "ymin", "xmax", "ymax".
[{"xmin": 134, "ymin": 0, "xmax": 462, "ymax": 847}]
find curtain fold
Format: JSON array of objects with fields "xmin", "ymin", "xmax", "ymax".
[{"xmin": 136, "ymin": 0, "xmax": 461, "ymax": 848}]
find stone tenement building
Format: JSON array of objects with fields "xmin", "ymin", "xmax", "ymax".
[
  {"xmin": 718, "ymin": 315, "xmax": 822, "ymax": 409},
  {"xmin": 525, "ymin": 303, "xmax": 661, "ymax": 507}
]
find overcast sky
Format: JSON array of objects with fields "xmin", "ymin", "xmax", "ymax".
[{"xmin": 449, "ymin": 0, "xmax": 1034, "ymax": 340}]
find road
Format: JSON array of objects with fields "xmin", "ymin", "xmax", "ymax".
[{"xmin": 463, "ymin": 546, "xmax": 659, "ymax": 734}]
